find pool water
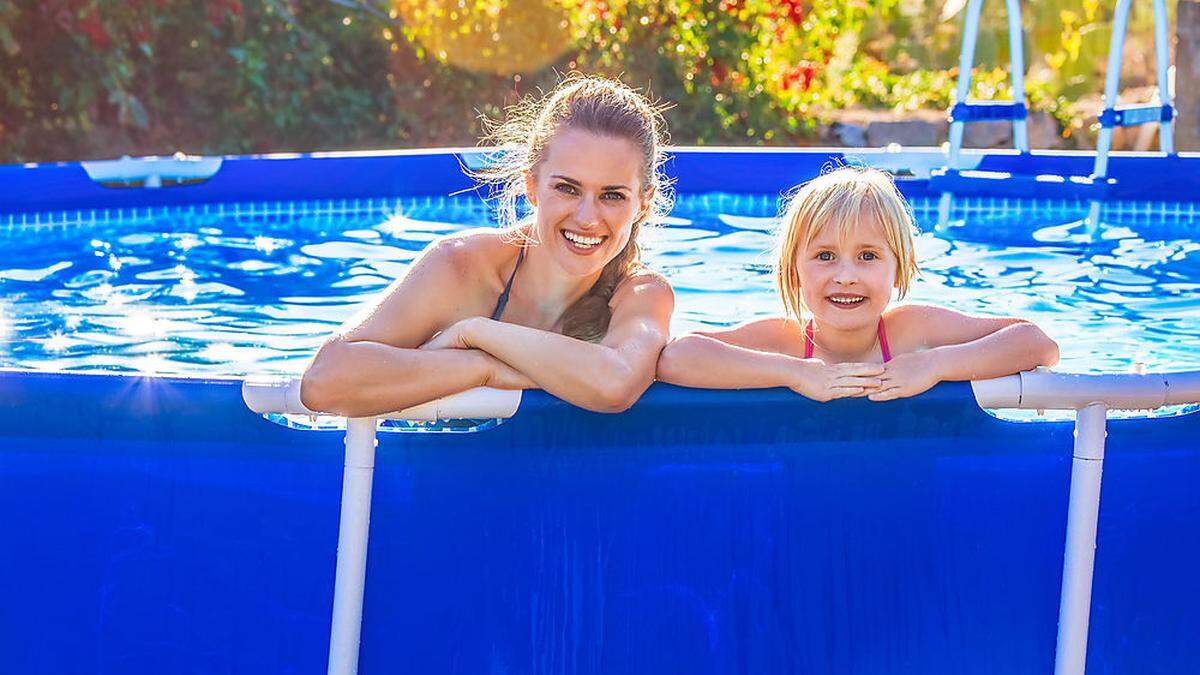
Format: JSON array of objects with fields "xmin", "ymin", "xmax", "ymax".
[{"xmin": 1, "ymin": 194, "xmax": 1198, "ymax": 379}]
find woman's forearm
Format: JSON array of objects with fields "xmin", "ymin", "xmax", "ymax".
[
  {"xmin": 462, "ymin": 318, "xmax": 657, "ymax": 412},
  {"xmin": 931, "ymin": 322, "xmax": 1060, "ymax": 381},
  {"xmin": 656, "ymin": 334, "xmax": 800, "ymax": 390},
  {"xmin": 300, "ymin": 338, "xmax": 497, "ymax": 417}
]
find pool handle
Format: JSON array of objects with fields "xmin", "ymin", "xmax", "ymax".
[
  {"xmin": 972, "ymin": 369, "xmax": 1200, "ymax": 410},
  {"xmin": 241, "ymin": 377, "xmax": 521, "ymax": 420}
]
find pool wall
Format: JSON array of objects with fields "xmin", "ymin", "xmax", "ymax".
[
  {"xmin": 2, "ymin": 148, "xmax": 1199, "ymax": 673},
  {"xmin": 5, "ymin": 147, "xmax": 1200, "ymax": 215},
  {"xmin": 1, "ymin": 370, "xmax": 1198, "ymax": 673}
]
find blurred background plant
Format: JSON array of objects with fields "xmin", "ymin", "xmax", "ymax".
[{"xmin": 0, "ymin": 0, "xmax": 1178, "ymax": 162}]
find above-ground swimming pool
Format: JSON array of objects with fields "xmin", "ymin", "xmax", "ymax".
[{"xmin": 1, "ymin": 148, "xmax": 1198, "ymax": 674}]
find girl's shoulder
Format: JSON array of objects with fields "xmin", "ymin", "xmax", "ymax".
[
  {"xmin": 696, "ymin": 316, "xmax": 803, "ymax": 353},
  {"xmin": 883, "ymin": 303, "xmax": 964, "ymax": 325},
  {"xmin": 883, "ymin": 303, "xmax": 1026, "ymax": 351}
]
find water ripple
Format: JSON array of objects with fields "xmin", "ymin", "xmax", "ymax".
[{"xmin": 0, "ymin": 196, "xmax": 1196, "ymax": 380}]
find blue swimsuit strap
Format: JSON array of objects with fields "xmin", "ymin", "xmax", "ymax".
[{"xmin": 491, "ymin": 246, "xmax": 526, "ymax": 321}]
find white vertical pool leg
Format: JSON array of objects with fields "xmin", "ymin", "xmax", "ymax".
[
  {"xmin": 1053, "ymin": 403, "xmax": 1108, "ymax": 675},
  {"xmin": 328, "ymin": 417, "xmax": 379, "ymax": 675}
]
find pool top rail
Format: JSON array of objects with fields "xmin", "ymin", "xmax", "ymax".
[{"xmin": 242, "ymin": 368, "xmax": 1200, "ymax": 419}]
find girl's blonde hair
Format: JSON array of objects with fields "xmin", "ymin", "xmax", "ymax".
[
  {"xmin": 774, "ymin": 166, "xmax": 919, "ymax": 319},
  {"xmin": 471, "ymin": 74, "xmax": 673, "ymax": 342}
]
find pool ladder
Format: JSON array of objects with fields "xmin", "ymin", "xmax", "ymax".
[{"xmin": 938, "ymin": 0, "xmax": 1177, "ymax": 236}]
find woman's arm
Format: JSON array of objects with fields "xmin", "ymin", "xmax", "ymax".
[
  {"xmin": 423, "ymin": 272, "xmax": 675, "ymax": 413},
  {"xmin": 300, "ymin": 234, "xmax": 530, "ymax": 417},
  {"xmin": 869, "ymin": 304, "xmax": 1060, "ymax": 401},
  {"xmin": 657, "ymin": 320, "xmax": 885, "ymax": 401}
]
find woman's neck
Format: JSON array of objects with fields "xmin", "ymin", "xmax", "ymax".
[
  {"xmin": 808, "ymin": 317, "xmax": 880, "ymax": 362},
  {"xmin": 509, "ymin": 243, "xmax": 602, "ymax": 327}
]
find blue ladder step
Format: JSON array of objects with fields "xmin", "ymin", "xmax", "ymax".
[
  {"xmin": 1098, "ymin": 104, "xmax": 1174, "ymax": 128},
  {"xmin": 930, "ymin": 168, "xmax": 1114, "ymax": 200},
  {"xmin": 948, "ymin": 101, "xmax": 1028, "ymax": 124}
]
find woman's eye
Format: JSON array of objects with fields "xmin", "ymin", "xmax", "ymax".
[
  {"xmin": 601, "ymin": 191, "xmax": 627, "ymax": 201},
  {"xmin": 861, "ymin": 251, "xmax": 878, "ymax": 261},
  {"xmin": 816, "ymin": 251, "xmax": 834, "ymax": 261},
  {"xmin": 555, "ymin": 183, "xmax": 579, "ymax": 195}
]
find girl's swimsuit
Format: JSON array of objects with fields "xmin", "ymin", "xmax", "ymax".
[
  {"xmin": 491, "ymin": 246, "xmax": 526, "ymax": 321},
  {"xmin": 803, "ymin": 319, "xmax": 892, "ymax": 363}
]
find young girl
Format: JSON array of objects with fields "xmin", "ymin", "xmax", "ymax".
[
  {"xmin": 656, "ymin": 167, "xmax": 1059, "ymax": 401},
  {"xmin": 301, "ymin": 76, "xmax": 675, "ymax": 416}
]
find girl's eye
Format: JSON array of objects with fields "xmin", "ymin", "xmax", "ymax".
[
  {"xmin": 555, "ymin": 183, "xmax": 579, "ymax": 195},
  {"xmin": 601, "ymin": 191, "xmax": 627, "ymax": 201},
  {"xmin": 816, "ymin": 251, "xmax": 834, "ymax": 261},
  {"xmin": 861, "ymin": 251, "xmax": 878, "ymax": 261}
]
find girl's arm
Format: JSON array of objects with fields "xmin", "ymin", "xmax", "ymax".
[
  {"xmin": 656, "ymin": 320, "xmax": 884, "ymax": 401},
  {"xmin": 869, "ymin": 304, "xmax": 1059, "ymax": 401},
  {"xmin": 423, "ymin": 272, "xmax": 675, "ymax": 413},
  {"xmin": 300, "ymin": 235, "xmax": 530, "ymax": 417}
]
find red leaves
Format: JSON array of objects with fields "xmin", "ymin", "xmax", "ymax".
[
  {"xmin": 206, "ymin": 0, "xmax": 243, "ymax": 28},
  {"xmin": 782, "ymin": 0, "xmax": 808, "ymax": 25},
  {"xmin": 78, "ymin": 14, "xmax": 110, "ymax": 49},
  {"xmin": 781, "ymin": 62, "xmax": 817, "ymax": 92}
]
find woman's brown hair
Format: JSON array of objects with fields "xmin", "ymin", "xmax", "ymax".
[{"xmin": 472, "ymin": 74, "xmax": 672, "ymax": 341}]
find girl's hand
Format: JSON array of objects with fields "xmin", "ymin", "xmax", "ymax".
[
  {"xmin": 420, "ymin": 317, "xmax": 486, "ymax": 351},
  {"xmin": 789, "ymin": 359, "xmax": 884, "ymax": 402},
  {"xmin": 869, "ymin": 351, "xmax": 942, "ymax": 401}
]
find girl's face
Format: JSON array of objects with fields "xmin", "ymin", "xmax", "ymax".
[
  {"xmin": 795, "ymin": 213, "xmax": 898, "ymax": 331},
  {"xmin": 525, "ymin": 127, "xmax": 650, "ymax": 278}
]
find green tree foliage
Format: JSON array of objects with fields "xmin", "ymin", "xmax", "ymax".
[{"xmin": 0, "ymin": 0, "xmax": 1174, "ymax": 163}]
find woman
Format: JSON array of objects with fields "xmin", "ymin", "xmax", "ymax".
[{"xmin": 300, "ymin": 76, "xmax": 675, "ymax": 416}]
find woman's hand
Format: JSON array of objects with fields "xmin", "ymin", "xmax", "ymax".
[
  {"xmin": 789, "ymin": 359, "xmax": 884, "ymax": 402},
  {"xmin": 420, "ymin": 316, "xmax": 486, "ymax": 351},
  {"xmin": 482, "ymin": 353, "xmax": 537, "ymax": 390},
  {"xmin": 420, "ymin": 319, "xmax": 535, "ymax": 390},
  {"xmin": 868, "ymin": 351, "xmax": 942, "ymax": 401}
]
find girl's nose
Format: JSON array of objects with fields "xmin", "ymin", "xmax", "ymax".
[{"xmin": 832, "ymin": 261, "xmax": 859, "ymax": 284}]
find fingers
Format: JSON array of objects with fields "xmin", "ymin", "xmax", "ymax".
[
  {"xmin": 868, "ymin": 387, "xmax": 904, "ymax": 401},
  {"xmin": 835, "ymin": 375, "xmax": 883, "ymax": 389},
  {"xmin": 835, "ymin": 362, "xmax": 885, "ymax": 377}
]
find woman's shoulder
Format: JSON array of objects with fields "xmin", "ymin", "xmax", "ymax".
[
  {"xmin": 606, "ymin": 267, "xmax": 676, "ymax": 319},
  {"xmin": 417, "ymin": 228, "xmax": 522, "ymax": 280},
  {"xmin": 425, "ymin": 228, "xmax": 514, "ymax": 262}
]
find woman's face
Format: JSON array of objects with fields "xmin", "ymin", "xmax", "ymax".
[
  {"xmin": 525, "ymin": 127, "xmax": 650, "ymax": 278},
  {"xmin": 795, "ymin": 213, "xmax": 898, "ymax": 332}
]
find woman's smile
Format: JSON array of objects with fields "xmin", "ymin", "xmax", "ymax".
[{"xmin": 561, "ymin": 228, "xmax": 609, "ymax": 255}]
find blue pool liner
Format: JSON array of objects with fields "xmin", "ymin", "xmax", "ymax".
[{"xmin": 1, "ymin": 370, "xmax": 1197, "ymax": 674}]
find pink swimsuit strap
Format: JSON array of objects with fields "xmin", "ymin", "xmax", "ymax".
[{"xmin": 803, "ymin": 319, "xmax": 891, "ymax": 363}]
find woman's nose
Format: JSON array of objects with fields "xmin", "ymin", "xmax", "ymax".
[{"xmin": 575, "ymin": 197, "xmax": 601, "ymax": 227}]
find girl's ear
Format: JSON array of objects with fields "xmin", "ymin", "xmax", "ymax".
[{"xmin": 524, "ymin": 170, "xmax": 538, "ymax": 207}]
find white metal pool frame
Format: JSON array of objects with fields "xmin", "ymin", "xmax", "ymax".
[{"xmin": 243, "ymin": 369, "xmax": 1200, "ymax": 675}]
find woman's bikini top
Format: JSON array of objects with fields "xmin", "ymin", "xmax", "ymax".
[
  {"xmin": 490, "ymin": 246, "xmax": 526, "ymax": 321},
  {"xmin": 803, "ymin": 319, "xmax": 892, "ymax": 363}
]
